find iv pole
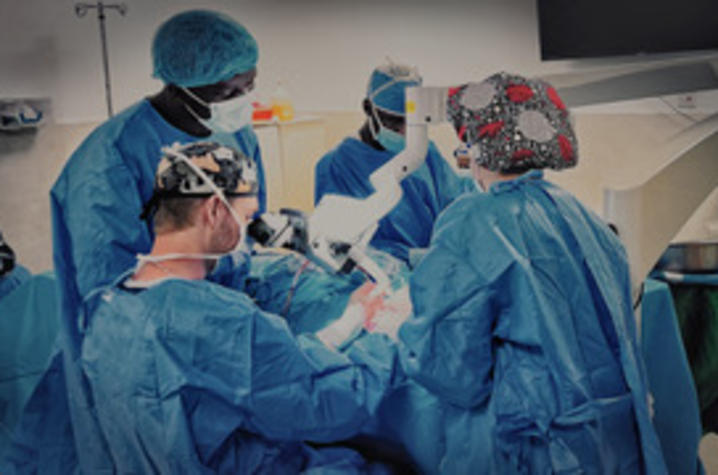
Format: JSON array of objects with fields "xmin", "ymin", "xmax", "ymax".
[{"xmin": 75, "ymin": 2, "xmax": 127, "ymax": 117}]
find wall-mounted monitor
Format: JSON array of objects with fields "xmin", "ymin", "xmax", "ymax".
[{"xmin": 537, "ymin": 0, "xmax": 718, "ymax": 60}]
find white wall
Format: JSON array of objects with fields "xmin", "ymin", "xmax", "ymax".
[
  {"xmin": 8, "ymin": 0, "xmax": 715, "ymax": 123},
  {"xmin": 0, "ymin": 0, "xmax": 533, "ymax": 121},
  {"xmin": 2, "ymin": 0, "xmax": 718, "ymax": 260}
]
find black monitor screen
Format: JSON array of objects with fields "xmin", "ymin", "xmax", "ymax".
[{"xmin": 538, "ymin": 0, "xmax": 718, "ymax": 60}]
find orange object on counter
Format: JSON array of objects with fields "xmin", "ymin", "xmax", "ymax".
[
  {"xmin": 252, "ymin": 102, "xmax": 274, "ymax": 121},
  {"xmin": 270, "ymin": 82, "xmax": 294, "ymax": 122}
]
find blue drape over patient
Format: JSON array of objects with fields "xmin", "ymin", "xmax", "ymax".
[{"xmin": 246, "ymin": 250, "xmax": 409, "ymax": 334}]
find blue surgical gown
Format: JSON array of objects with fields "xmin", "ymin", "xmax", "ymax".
[
  {"xmin": 1, "ymin": 100, "xmax": 266, "ymax": 472},
  {"xmin": 52, "ymin": 99, "xmax": 265, "ymax": 306},
  {"xmin": 314, "ymin": 138, "xmax": 472, "ymax": 263},
  {"xmin": 390, "ymin": 170, "xmax": 667, "ymax": 474},
  {"xmin": 0, "ymin": 272, "xmax": 59, "ymax": 457},
  {"xmin": 3, "ymin": 274, "xmax": 402, "ymax": 473},
  {"xmin": 0, "ymin": 265, "xmax": 30, "ymax": 300}
]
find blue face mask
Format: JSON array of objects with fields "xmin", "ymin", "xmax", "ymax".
[
  {"xmin": 375, "ymin": 126, "xmax": 405, "ymax": 153},
  {"xmin": 369, "ymin": 103, "xmax": 405, "ymax": 153}
]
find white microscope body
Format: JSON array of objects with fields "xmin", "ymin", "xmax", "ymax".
[
  {"xmin": 249, "ymin": 86, "xmax": 450, "ymax": 292},
  {"xmin": 306, "ymin": 86, "xmax": 449, "ymax": 291}
]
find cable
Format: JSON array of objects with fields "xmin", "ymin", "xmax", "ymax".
[{"xmin": 282, "ymin": 258, "xmax": 311, "ymax": 317}]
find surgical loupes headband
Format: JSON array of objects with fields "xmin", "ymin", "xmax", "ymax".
[
  {"xmin": 159, "ymin": 144, "xmax": 248, "ymax": 224},
  {"xmin": 162, "ymin": 142, "xmax": 257, "ymax": 195}
]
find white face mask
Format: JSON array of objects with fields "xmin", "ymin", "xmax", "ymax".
[{"xmin": 183, "ymin": 87, "xmax": 254, "ymax": 134}]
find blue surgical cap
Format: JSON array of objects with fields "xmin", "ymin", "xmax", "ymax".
[
  {"xmin": 366, "ymin": 62, "xmax": 422, "ymax": 115},
  {"xmin": 152, "ymin": 10, "xmax": 258, "ymax": 87}
]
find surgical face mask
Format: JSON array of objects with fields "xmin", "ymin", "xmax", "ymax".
[
  {"xmin": 369, "ymin": 103, "xmax": 405, "ymax": 153},
  {"xmin": 183, "ymin": 87, "xmax": 254, "ymax": 134},
  {"xmin": 375, "ymin": 125, "xmax": 405, "ymax": 153}
]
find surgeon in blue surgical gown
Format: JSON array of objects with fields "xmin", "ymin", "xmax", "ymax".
[
  {"xmin": 3, "ymin": 10, "xmax": 272, "ymax": 472},
  {"xmin": 55, "ymin": 10, "xmax": 267, "ymax": 312},
  {"xmin": 2, "ymin": 142, "xmax": 403, "ymax": 474},
  {"xmin": 314, "ymin": 60, "xmax": 473, "ymax": 264},
  {"xmin": 365, "ymin": 73, "xmax": 669, "ymax": 474}
]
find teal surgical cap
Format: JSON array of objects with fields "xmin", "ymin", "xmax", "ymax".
[
  {"xmin": 152, "ymin": 10, "xmax": 258, "ymax": 87},
  {"xmin": 366, "ymin": 61, "xmax": 422, "ymax": 115}
]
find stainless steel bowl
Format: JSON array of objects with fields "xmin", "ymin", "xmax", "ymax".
[{"xmin": 654, "ymin": 241, "xmax": 718, "ymax": 274}]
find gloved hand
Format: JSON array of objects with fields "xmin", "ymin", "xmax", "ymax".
[
  {"xmin": 316, "ymin": 282, "xmax": 385, "ymax": 349},
  {"xmin": 365, "ymin": 286, "xmax": 412, "ymax": 340}
]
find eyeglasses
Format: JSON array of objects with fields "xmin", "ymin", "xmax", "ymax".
[
  {"xmin": 186, "ymin": 68, "xmax": 257, "ymax": 103},
  {"xmin": 373, "ymin": 106, "xmax": 405, "ymax": 133}
]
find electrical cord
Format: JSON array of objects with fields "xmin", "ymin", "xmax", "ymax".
[{"xmin": 282, "ymin": 259, "xmax": 311, "ymax": 317}]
